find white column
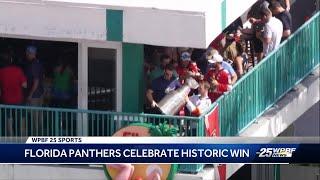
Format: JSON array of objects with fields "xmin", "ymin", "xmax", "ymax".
[
  {"xmin": 116, "ymin": 43, "xmax": 123, "ymax": 112},
  {"xmin": 77, "ymin": 42, "xmax": 88, "ymax": 136}
]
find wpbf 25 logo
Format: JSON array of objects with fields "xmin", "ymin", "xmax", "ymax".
[{"xmin": 257, "ymin": 148, "xmax": 296, "ymax": 157}]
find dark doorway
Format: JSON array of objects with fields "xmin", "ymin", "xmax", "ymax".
[
  {"xmin": 0, "ymin": 37, "xmax": 78, "ymax": 108},
  {"xmin": 88, "ymin": 47, "xmax": 116, "ymax": 111}
]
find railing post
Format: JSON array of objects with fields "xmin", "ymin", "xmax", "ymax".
[
  {"xmin": 77, "ymin": 112, "xmax": 88, "ymax": 136},
  {"xmin": 0, "ymin": 106, "xmax": 2, "ymax": 136},
  {"xmin": 55, "ymin": 110, "xmax": 59, "ymax": 136}
]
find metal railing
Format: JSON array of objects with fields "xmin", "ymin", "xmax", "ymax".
[
  {"xmin": 0, "ymin": 104, "xmax": 205, "ymax": 172},
  {"xmin": 0, "ymin": 11, "xmax": 318, "ymax": 174},
  {"xmin": 214, "ymin": 12, "xmax": 320, "ymax": 136},
  {"xmin": 0, "ymin": 104, "xmax": 204, "ymax": 137}
]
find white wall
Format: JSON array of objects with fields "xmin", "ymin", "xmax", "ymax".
[
  {"xmin": 225, "ymin": 0, "xmax": 257, "ymax": 26},
  {"xmin": 46, "ymin": 0, "xmax": 217, "ymax": 12},
  {"xmin": 123, "ymin": 8, "xmax": 206, "ymax": 48},
  {"xmin": 121, "ymin": 0, "xmax": 258, "ymax": 48},
  {"xmin": 0, "ymin": 0, "xmax": 256, "ymax": 48},
  {"xmin": 0, "ymin": 1, "xmax": 106, "ymax": 41},
  {"xmin": 205, "ymin": 0, "xmax": 223, "ymax": 47}
]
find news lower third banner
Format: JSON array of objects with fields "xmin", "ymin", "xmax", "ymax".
[{"xmin": 0, "ymin": 137, "xmax": 319, "ymax": 164}]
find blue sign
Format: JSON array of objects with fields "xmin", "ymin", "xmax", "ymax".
[{"xmin": 0, "ymin": 144, "xmax": 318, "ymax": 163}]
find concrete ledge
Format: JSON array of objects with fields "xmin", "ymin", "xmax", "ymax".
[
  {"xmin": 226, "ymin": 67, "xmax": 320, "ymax": 178},
  {"xmin": 175, "ymin": 166, "xmax": 215, "ymax": 180}
]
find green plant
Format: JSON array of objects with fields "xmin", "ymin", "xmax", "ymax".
[{"xmin": 149, "ymin": 122, "xmax": 178, "ymax": 137}]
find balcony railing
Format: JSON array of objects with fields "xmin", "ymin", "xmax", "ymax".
[
  {"xmin": 0, "ymin": 104, "xmax": 205, "ymax": 173},
  {"xmin": 215, "ymin": 12, "xmax": 319, "ymax": 136},
  {"xmin": 0, "ymin": 12, "xmax": 318, "ymax": 174},
  {"xmin": 0, "ymin": 104, "xmax": 204, "ymax": 137}
]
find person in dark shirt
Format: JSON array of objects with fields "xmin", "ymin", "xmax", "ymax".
[
  {"xmin": 246, "ymin": 0, "xmax": 270, "ymax": 62},
  {"xmin": 25, "ymin": 46, "xmax": 44, "ymax": 104},
  {"xmin": 247, "ymin": 0, "xmax": 270, "ymax": 20},
  {"xmin": 24, "ymin": 45, "xmax": 44, "ymax": 135},
  {"xmin": 268, "ymin": 0, "xmax": 291, "ymax": 12},
  {"xmin": 270, "ymin": 1, "xmax": 292, "ymax": 41},
  {"xmin": 146, "ymin": 64, "xmax": 177, "ymax": 114}
]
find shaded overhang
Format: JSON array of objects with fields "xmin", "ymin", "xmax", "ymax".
[{"xmin": 0, "ymin": 0, "xmax": 257, "ymax": 48}]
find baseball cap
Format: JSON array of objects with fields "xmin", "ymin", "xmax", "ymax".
[
  {"xmin": 206, "ymin": 47, "xmax": 219, "ymax": 60},
  {"xmin": 26, "ymin": 45, "xmax": 37, "ymax": 54},
  {"xmin": 181, "ymin": 52, "xmax": 191, "ymax": 61},
  {"xmin": 208, "ymin": 53, "xmax": 223, "ymax": 64}
]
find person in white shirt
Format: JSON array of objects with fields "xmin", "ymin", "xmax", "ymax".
[
  {"xmin": 185, "ymin": 81, "xmax": 212, "ymax": 116},
  {"xmin": 256, "ymin": 8, "xmax": 283, "ymax": 56}
]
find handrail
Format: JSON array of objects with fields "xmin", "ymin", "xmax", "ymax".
[
  {"xmin": 0, "ymin": 11, "xmax": 318, "ymax": 176},
  {"xmin": 1, "ymin": 13, "xmax": 318, "ymax": 138},
  {"xmin": 215, "ymin": 12, "xmax": 319, "ymax": 136},
  {"xmin": 0, "ymin": 104, "xmax": 199, "ymax": 121},
  {"xmin": 213, "ymin": 11, "xmax": 320, "ymax": 104}
]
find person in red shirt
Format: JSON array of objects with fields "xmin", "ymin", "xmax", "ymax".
[
  {"xmin": 209, "ymin": 33, "xmax": 226, "ymax": 53},
  {"xmin": 205, "ymin": 53, "xmax": 232, "ymax": 102},
  {"xmin": 0, "ymin": 52, "xmax": 27, "ymax": 135},
  {"xmin": 176, "ymin": 51, "xmax": 202, "ymax": 80}
]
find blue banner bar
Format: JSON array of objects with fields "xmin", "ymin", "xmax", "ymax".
[{"xmin": 0, "ymin": 144, "xmax": 319, "ymax": 163}]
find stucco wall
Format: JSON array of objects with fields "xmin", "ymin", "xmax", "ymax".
[
  {"xmin": 0, "ymin": 2, "xmax": 106, "ymax": 41},
  {"xmin": 0, "ymin": 0, "xmax": 257, "ymax": 48}
]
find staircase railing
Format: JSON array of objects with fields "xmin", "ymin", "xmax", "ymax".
[
  {"xmin": 214, "ymin": 12, "xmax": 319, "ymax": 136},
  {"xmin": 0, "ymin": 11, "xmax": 318, "ymax": 175}
]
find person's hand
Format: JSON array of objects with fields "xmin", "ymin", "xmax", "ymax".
[
  {"xmin": 165, "ymin": 87, "xmax": 174, "ymax": 94},
  {"xmin": 151, "ymin": 101, "xmax": 158, "ymax": 108},
  {"xmin": 185, "ymin": 95, "xmax": 189, "ymax": 102},
  {"xmin": 211, "ymin": 79, "xmax": 219, "ymax": 86},
  {"xmin": 249, "ymin": 17, "xmax": 257, "ymax": 24},
  {"xmin": 286, "ymin": 7, "xmax": 290, "ymax": 12},
  {"xmin": 236, "ymin": 30, "xmax": 242, "ymax": 37}
]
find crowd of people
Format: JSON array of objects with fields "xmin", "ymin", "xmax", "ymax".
[
  {"xmin": 0, "ymin": 0, "xmax": 295, "ymax": 136},
  {"xmin": 144, "ymin": 0, "xmax": 293, "ymax": 117},
  {"xmin": 0, "ymin": 45, "xmax": 75, "ymax": 135}
]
